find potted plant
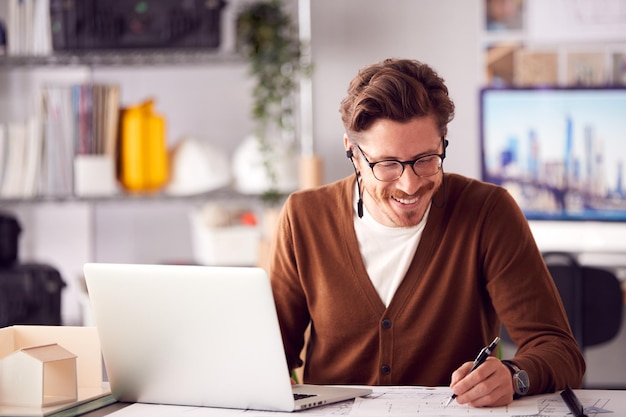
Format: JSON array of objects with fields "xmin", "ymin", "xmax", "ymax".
[{"xmin": 233, "ymin": 0, "xmax": 311, "ymax": 204}]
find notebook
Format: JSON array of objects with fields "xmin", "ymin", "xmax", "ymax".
[{"xmin": 83, "ymin": 263, "xmax": 372, "ymax": 412}]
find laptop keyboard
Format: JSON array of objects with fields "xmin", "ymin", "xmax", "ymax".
[{"xmin": 294, "ymin": 393, "xmax": 318, "ymax": 400}]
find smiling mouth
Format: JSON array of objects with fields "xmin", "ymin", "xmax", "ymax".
[{"xmin": 392, "ymin": 195, "xmax": 419, "ymax": 205}]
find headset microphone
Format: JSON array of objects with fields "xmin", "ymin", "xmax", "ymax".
[
  {"xmin": 356, "ymin": 191, "xmax": 364, "ymax": 218},
  {"xmin": 346, "ymin": 148, "xmax": 364, "ymax": 218},
  {"xmin": 433, "ymin": 137, "xmax": 449, "ymax": 208}
]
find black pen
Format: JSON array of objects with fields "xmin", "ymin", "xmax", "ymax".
[{"xmin": 444, "ymin": 336, "xmax": 501, "ymax": 407}]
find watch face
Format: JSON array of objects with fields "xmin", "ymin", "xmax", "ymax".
[{"xmin": 514, "ymin": 370, "xmax": 530, "ymax": 395}]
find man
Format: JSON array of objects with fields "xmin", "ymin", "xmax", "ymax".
[{"xmin": 268, "ymin": 58, "xmax": 584, "ymax": 407}]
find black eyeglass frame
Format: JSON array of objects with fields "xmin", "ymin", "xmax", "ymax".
[{"xmin": 355, "ymin": 137, "xmax": 449, "ymax": 182}]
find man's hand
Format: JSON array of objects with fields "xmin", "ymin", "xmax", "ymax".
[{"xmin": 449, "ymin": 357, "xmax": 514, "ymax": 407}]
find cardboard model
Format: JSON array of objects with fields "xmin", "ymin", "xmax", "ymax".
[
  {"xmin": 0, "ymin": 326, "xmax": 109, "ymax": 416},
  {"xmin": 0, "ymin": 343, "xmax": 77, "ymax": 407}
]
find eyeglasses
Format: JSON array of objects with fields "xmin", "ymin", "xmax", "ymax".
[{"xmin": 355, "ymin": 142, "xmax": 446, "ymax": 182}]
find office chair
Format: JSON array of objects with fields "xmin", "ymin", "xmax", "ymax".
[
  {"xmin": 500, "ymin": 251, "xmax": 623, "ymax": 387},
  {"xmin": 541, "ymin": 252, "xmax": 623, "ymax": 350}
]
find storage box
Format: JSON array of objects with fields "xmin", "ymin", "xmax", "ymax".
[
  {"xmin": 74, "ymin": 155, "xmax": 117, "ymax": 197},
  {"xmin": 50, "ymin": 0, "xmax": 227, "ymax": 51},
  {"xmin": 189, "ymin": 210, "xmax": 261, "ymax": 266}
]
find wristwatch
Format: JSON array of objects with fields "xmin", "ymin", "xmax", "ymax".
[{"xmin": 501, "ymin": 360, "xmax": 530, "ymax": 398}]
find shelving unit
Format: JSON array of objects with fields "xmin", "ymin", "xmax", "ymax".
[
  {"xmin": 0, "ymin": 50, "xmax": 244, "ymax": 67},
  {"xmin": 0, "ymin": 48, "xmax": 252, "ymax": 199},
  {"xmin": 481, "ymin": 1, "xmax": 626, "ymax": 87},
  {"xmin": 0, "ymin": 0, "xmax": 310, "ymax": 327},
  {"xmin": 0, "ymin": 45, "xmax": 250, "ymax": 196},
  {"xmin": 0, "ymin": 48, "xmax": 257, "ymax": 327},
  {"xmin": 0, "ymin": 185, "xmax": 253, "ymax": 205}
]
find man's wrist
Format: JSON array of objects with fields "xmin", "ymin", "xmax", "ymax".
[{"xmin": 501, "ymin": 360, "xmax": 530, "ymax": 399}]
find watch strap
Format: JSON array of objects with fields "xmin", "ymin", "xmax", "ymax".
[
  {"xmin": 501, "ymin": 360, "xmax": 529, "ymax": 398},
  {"xmin": 502, "ymin": 359, "xmax": 520, "ymax": 373}
]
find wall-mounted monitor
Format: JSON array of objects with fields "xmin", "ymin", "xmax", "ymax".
[{"xmin": 480, "ymin": 86, "xmax": 626, "ymax": 222}]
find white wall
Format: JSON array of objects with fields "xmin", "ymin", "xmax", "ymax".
[{"xmin": 309, "ymin": 0, "xmax": 482, "ymax": 183}]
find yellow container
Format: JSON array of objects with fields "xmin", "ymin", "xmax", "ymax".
[{"xmin": 120, "ymin": 100, "xmax": 169, "ymax": 192}]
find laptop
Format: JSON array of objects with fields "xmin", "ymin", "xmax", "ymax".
[{"xmin": 83, "ymin": 263, "xmax": 371, "ymax": 412}]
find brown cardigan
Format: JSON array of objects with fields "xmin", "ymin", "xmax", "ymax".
[{"xmin": 268, "ymin": 173, "xmax": 584, "ymax": 394}]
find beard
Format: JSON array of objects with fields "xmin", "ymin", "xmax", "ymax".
[{"xmin": 368, "ymin": 183, "xmax": 436, "ymax": 227}]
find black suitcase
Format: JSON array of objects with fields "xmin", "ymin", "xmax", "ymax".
[
  {"xmin": 0, "ymin": 263, "xmax": 66, "ymax": 327},
  {"xmin": 0, "ymin": 212, "xmax": 21, "ymax": 267}
]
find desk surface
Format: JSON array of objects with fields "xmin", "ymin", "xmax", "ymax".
[{"xmin": 80, "ymin": 386, "xmax": 626, "ymax": 417}]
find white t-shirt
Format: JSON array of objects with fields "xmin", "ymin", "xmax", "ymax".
[{"xmin": 354, "ymin": 184, "xmax": 430, "ymax": 306}]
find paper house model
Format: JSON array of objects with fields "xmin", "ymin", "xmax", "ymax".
[{"xmin": 0, "ymin": 343, "xmax": 78, "ymax": 407}]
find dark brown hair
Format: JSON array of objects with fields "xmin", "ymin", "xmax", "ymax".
[{"xmin": 339, "ymin": 58, "xmax": 455, "ymax": 139}]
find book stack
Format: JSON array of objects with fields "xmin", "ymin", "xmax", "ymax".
[
  {"xmin": 0, "ymin": 118, "xmax": 42, "ymax": 198},
  {"xmin": 4, "ymin": 0, "xmax": 52, "ymax": 56},
  {"xmin": 0, "ymin": 83, "xmax": 120, "ymax": 199}
]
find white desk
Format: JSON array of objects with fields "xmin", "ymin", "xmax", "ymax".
[{"xmin": 84, "ymin": 386, "xmax": 626, "ymax": 416}]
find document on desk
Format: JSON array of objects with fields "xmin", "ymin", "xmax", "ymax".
[
  {"xmin": 349, "ymin": 386, "xmax": 538, "ymax": 416},
  {"xmin": 106, "ymin": 387, "xmax": 624, "ymax": 417}
]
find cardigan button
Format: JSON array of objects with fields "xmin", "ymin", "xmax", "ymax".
[
  {"xmin": 381, "ymin": 365, "xmax": 391, "ymax": 375},
  {"xmin": 381, "ymin": 319, "xmax": 392, "ymax": 329}
]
